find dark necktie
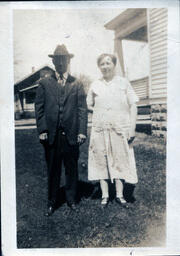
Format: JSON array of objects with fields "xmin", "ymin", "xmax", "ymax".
[
  {"xmin": 59, "ymin": 73, "xmax": 63, "ymax": 80},
  {"xmin": 58, "ymin": 75, "xmax": 64, "ymax": 87}
]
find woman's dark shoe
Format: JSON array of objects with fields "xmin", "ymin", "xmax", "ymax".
[
  {"xmin": 115, "ymin": 197, "xmax": 129, "ymax": 208},
  {"xmin": 101, "ymin": 197, "xmax": 109, "ymax": 207}
]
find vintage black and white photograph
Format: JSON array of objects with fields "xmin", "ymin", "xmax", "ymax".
[
  {"xmin": 1, "ymin": 1, "xmax": 180, "ymax": 255},
  {"xmin": 13, "ymin": 6, "xmax": 167, "ymax": 248}
]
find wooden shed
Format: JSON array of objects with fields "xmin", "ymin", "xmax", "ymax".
[
  {"xmin": 14, "ymin": 65, "xmax": 54, "ymax": 119},
  {"xmin": 105, "ymin": 8, "xmax": 167, "ymax": 137}
]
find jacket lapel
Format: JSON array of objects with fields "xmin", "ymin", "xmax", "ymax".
[
  {"xmin": 64, "ymin": 75, "xmax": 76, "ymax": 103},
  {"xmin": 48, "ymin": 73, "xmax": 59, "ymax": 103},
  {"xmin": 47, "ymin": 73, "xmax": 76, "ymax": 104}
]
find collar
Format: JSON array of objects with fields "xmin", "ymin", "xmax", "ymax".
[
  {"xmin": 101, "ymin": 74, "xmax": 118, "ymax": 85},
  {"xmin": 55, "ymin": 71, "xmax": 69, "ymax": 82}
]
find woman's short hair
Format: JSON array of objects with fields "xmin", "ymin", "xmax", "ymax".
[{"xmin": 97, "ymin": 53, "xmax": 117, "ymax": 67}]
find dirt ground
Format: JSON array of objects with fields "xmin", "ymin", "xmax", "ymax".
[{"xmin": 15, "ymin": 128, "xmax": 166, "ymax": 248}]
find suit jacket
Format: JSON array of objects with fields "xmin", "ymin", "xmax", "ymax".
[{"xmin": 35, "ymin": 73, "xmax": 87, "ymax": 145}]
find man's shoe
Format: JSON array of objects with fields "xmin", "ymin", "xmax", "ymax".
[
  {"xmin": 68, "ymin": 202, "xmax": 76, "ymax": 210},
  {"xmin": 45, "ymin": 206, "xmax": 55, "ymax": 217},
  {"xmin": 70, "ymin": 203, "xmax": 76, "ymax": 210},
  {"xmin": 115, "ymin": 197, "xmax": 129, "ymax": 209}
]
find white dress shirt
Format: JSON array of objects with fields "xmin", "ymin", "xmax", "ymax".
[{"xmin": 55, "ymin": 71, "xmax": 68, "ymax": 86}]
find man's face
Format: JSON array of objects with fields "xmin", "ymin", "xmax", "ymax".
[{"xmin": 52, "ymin": 56, "xmax": 70, "ymax": 75}]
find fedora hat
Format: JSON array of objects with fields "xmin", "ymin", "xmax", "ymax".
[{"xmin": 48, "ymin": 44, "xmax": 74, "ymax": 58}]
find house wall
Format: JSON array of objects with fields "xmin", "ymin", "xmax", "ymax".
[
  {"xmin": 148, "ymin": 8, "xmax": 168, "ymax": 99},
  {"xmin": 14, "ymin": 67, "xmax": 54, "ymax": 120},
  {"xmin": 148, "ymin": 8, "xmax": 168, "ymax": 137},
  {"xmin": 131, "ymin": 77, "xmax": 149, "ymax": 100}
]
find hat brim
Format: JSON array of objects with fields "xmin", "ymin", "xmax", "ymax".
[{"xmin": 48, "ymin": 54, "xmax": 74, "ymax": 58}]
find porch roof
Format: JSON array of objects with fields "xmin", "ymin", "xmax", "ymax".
[{"xmin": 105, "ymin": 8, "xmax": 147, "ymax": 42}]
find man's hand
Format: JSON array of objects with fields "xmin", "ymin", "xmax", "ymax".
[
  {"xmin": 39, "ymin": 132, "xmax": 48, "ymax": 141},
  {"xmin": 77, "ymin": 134, "xmax": 86, "ymax": 145}
]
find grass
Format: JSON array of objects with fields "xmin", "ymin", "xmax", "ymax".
[{"xmin": 15, "ymin": 128, "xmax": 166, "ymax": 248}]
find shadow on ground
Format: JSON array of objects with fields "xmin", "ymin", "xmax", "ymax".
[{"xmin": 55, "ymin": 180, "xmax": 136, "ymax": 210}]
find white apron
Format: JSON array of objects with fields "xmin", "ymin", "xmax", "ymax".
[{"xmin": 87, "ymin": 76, "xmax": 138, "ymax": 184}]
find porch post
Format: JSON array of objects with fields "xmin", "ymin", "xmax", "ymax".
[
  {"xmin": 23, "ymin": 92, "xmax": 26, "ymax": 111},
  {"xmin": 19, "ymin": 92, "xmax": 25, "ymax": 112},
  {"xmin": 146, "ymin": 8, "xmax": 152, "ymax": 99},
  {"xmin": 114, "ymin": 38, "xmax": 125, "ymax": 77}
]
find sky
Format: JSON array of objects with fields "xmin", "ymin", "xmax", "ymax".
[{"xmin": 13, "ymin": 8, "xmax": 149, "ymax": 83}]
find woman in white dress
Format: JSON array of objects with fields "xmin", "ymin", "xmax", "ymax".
[{"xmin": 87, "ymin": 53, "xmax": 138, "ymax": 207}]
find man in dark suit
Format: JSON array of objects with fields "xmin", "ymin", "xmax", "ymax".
[{"xmin": 35, "ymin": 45, "xmax": 87, "ymax": 216}]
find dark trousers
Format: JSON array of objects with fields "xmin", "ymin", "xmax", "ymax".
[{"xmin": 43, "ymin": 129, "xmax": 79, "ymax": 207}]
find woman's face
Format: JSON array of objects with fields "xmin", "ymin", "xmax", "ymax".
[{"xmin": 98, "ymin": 56, "xmax": 115, "ymax": 79}]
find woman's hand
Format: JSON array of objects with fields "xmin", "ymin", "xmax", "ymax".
[
  {"xmin": 128, "ymin": 103, "xmax": 137, "ymax": 145},
  {"xmin": 87, "ymin": 106, "xmax": 94, "ymax": 113},
  {"xmin": 128, "ymin": 136, "xmax": 135, "ymax": 144},
  {"xmin": 128, "ymin": 130, "xmax": 135, "ymax": 144}
]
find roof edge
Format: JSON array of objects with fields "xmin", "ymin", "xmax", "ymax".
[
  {"xmin": 14, "ymin": 64, "xmax": 54, "ymax": 86},
  {"xmin": 105, "ymin": 8, "xmax": 146, "ymax": 30},
  {"xmin": 105, "ymin": 9, "xmax": 128, "ymax": 30}
]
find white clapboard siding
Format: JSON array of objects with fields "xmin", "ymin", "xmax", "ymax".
[
  {"xmin": 151, "ymin": 58, "xmax": 167, "ymax": 67},
  {"xmin": 150, "ymin": 14, "xmax": 167, "ymax": 26},
  {"xmin": 149, "ymin": 8, "xmax": 168, "ymax": 98},
  {"xmin": 151, "ymin": 78, "xmax": 167, "ymax": 85},
  {"xmin": 150, "ymin": 14, "xmax": 167, "ymax": 24},
  {"xmin": 150, "ymin": 8, "xmax": 167, "ymax": 15},
  {"xmin": 150, "ymin": 22, "xmax": 167, "ymax": 34},
  {"xmin": 137, "ymin": 114, "xmax": 151, "ymax": 124},
  {"xmin": 150, "ymin": 46, "xmax": 167, "ymax": 55},
  {"xmin": 150, "ymin": 35, "xmax": 167, "ymax": 46},
  {"xmin": 151, "ymin": 63, "xmax": 167, "ymax": 71},
  {"xmin": 150, "ymin": 41, "xmax": 167, "ymax": 51},
  {"xmin": 152, "ymin": 91, "xmax": 167, "ymax": 97},
  {"xmin": 150, "ymin": 15, "xmax": 167, "ymax": 25},
  {"xmin": 150, "ymin": 21, "xmax": 167, "ymax": 37},
  {"xmin": 151, "ymin": 85, "xmax": 167, "ymax": 92},
  {"xmin": 131, "ymin": 77, "xmax": 149, "ymax": 99},
  {"xmin": 150, "ymin": 11, "xmax": 167, "ymax": 21},
  {"xmin": 151, "ymin": 53, "xmax": 167, "ymax": 62}
]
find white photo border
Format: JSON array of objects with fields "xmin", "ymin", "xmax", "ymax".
[{"xmin": 0, "ymin": 1, "xmax": 180, "ymax": 256}]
